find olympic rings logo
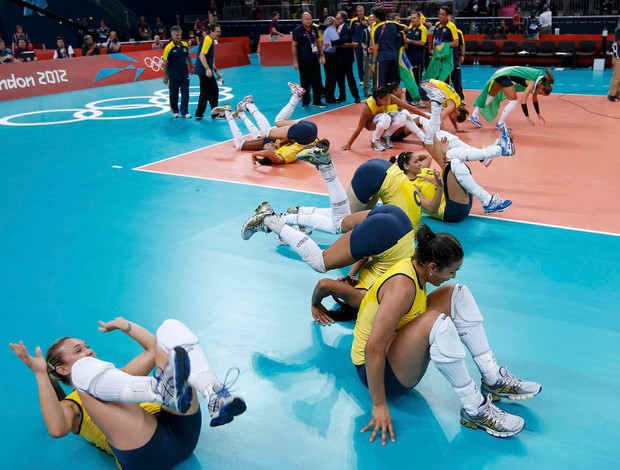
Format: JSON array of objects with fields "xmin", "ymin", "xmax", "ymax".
[
  {"xmin": 0, "ymin": 86, "xmax": 235, "ymax": 126},
  {"xmin": 144, "ymin": 56, "xmax": 164, "ymax": 72}
]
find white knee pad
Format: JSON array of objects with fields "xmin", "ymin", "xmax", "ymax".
[
  {"xmin": 374, "ymin": 113, "xmax": 391, "ymax": 129},
  {"xmin": 71, "ymin": 357, "xmax": 115, "ymax": 394},
  {"xmin": 450, "ymin": 284, "xmax": 484, "ymax": 330},
  {"xmin": 429, "ymin": 314, "xmax": 466, "ymax": 364},
  {"xmin": 157, "ymin": 319, "xmax": 199, "ymax": 354},
  {"xmin": 448, "ymin": 158, "xmax": 471, "ymax": 180},
  {"xmin": 389, "ymin": 112, "xmax": 407, "ymax": 130}
]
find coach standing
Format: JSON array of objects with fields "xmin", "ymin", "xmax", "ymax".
[
  {"xmin": 194, "ymin": 23, "xmax": 222, "ymax": 120},
  {"xmin": 292, "ymin": 12, "xmax": 326, "ymax": 109},
  {"xmin": 607, "ymin": 19, "xmax": 620, "ymax": 102},
  {"xmin": 162, "ymin": 26, "xmax": 193, "ymax": 118}
]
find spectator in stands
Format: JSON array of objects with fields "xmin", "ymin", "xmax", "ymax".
[
  {"xmin": 207, "ymin": 12, "xmax": 217, "ymax": 27},
  {"xmin": 0, "ymin": 39, "xmax": 16, "ymax": 64},
  {"xmin": 488, "ymin": 0, "xmax": 501, "ymax": 17},
  {"xmin": 175, "ymin": 14, "xmax": 183, "ymax": 27},
  {"xmin": 194, "ymin": 17, "xmax": 205, "ymax": 34},
  {"xmin": 106, "ymin": 31, "xmax": 122, "ymax": 54},
  {"xmin": 97, "ymin": 19, "xmax": 110, "ymax": 46},
  {"xmin": 194, "ymin": 22, "xmax": 222, "ymax": 120},
  {"xmin": 601, "ymin": 1, "xmax": 614, "ymax": 15},
  {"xmin": 252, "ymin": 2, "xmax": 263, "ymax": 20},
  {"xmin": 138, "ymin": 16, "xmax": 152, "ymax": 41},
  {"xmin": 12, "ymin": 25, "xmax": 32, "ymax": 54},
  {"xmin": 208, "ymin": 0, "xmax": 219, "ymax": 17},
  {"xmin": 13, "ymin": 38, "xmax": 35, "ymax": 61},
  {"xmin": 468, "ymin": 21, "xmax": 479, "ymax": 34},
  {"xmin": 187, "ymin": 30, "xmax": 198, "ymax": 47},
  {"xmin": 512, "ymin": 6, "xmax": 523, "ymax": 35},
  {"xmin": 524, "ymin": 10, "xmax": 540, "ymax": 40},
  {"xmin": 53, "ymin": 37, "xmax": 75, "ymax": 59},
  {"xmin": 81, "ymin": 35, "xmax": 100, "ymax": 56},
  {"xmin": 163, "ymin": 25, "xmax": 194, "ymax": 118},
  {"xmin": 152, "ymin": 35, "xmax": 163, "ymax": 50},
  {"xmin": 270, "ymin": 11, "xmax": 285, "ymax": 41},
  {"xmin": 343, "ymin": 0, "xmax": 356, "ymax": 18},
  {"xmin": 497, "ymin": 19, "xmax": 510, "ymax": 38},
  {"xmin": 607, "ymin": 19, "xmax": 620, "ymax": 102},
  {"xmin": 465, "ymin": 0, "xmax": 487, "ymax": 16},
  {"xmin": 539, "ymin": 5, "xmax": 552, "ymax": 35},
  {"xmin": 292, "ymin": 11, "xmax": 326, "ymax": 109},
  {"xmin": 155, "ymin": 17, "xmax": 167, "ymax": 39}
]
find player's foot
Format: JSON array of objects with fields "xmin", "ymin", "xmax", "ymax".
[
  {"xmin": 154, "ymin": 346, "xmax": 193, "ymax": 414},
  {"xmin": 287, "ymin": 81, "xmax": 306, "ymax": 97},
  {"xmin": 497, "ymin": 124, "xmax": 515, "ymax": 156},
  {"xmin": 206, "ymin": 368, "xmax": 247, "ymax": 427},
  {"xmin": 482, "ymin": 195, "xmax": 512, "ymax": 214},
  {"xmin": 460, "ymin": 394, "xmax": 524, "ymax": 437},
  {"xmin": 296, "ymin": 143, "xmax": 332, "ymax": 168},
  {"xmin": 421, "ymin": 82, "xmax": 446, "ymax": 104},
  {"xmin": 468, "ymin": 115, "xmax": 483, "ymax": 128},
  {"xmin": 481, "ymin": 366, "xmax": 542, "ymax": 401},
  {"xmin": 371, "ymin": 140, "xmax": 386, "ymax": 152},
  {"xmin": 382, "ymin": 135, "xmax": 393, "ymax": 149},
  {"xmin": 241, "ymin": 202, "xmax": 275, "ymax": 240}
]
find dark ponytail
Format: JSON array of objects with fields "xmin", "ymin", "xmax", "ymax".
[
  {"xmin": 46, "ymin": 337, "xmax": 71, "ymax": 400},
  {"xmin": 414, "ymin": 224, "xmax": 463, "ymax": 269},
  {"xmin": 389, "ymin": 151, "xmax": 413, "ymax": 172}
]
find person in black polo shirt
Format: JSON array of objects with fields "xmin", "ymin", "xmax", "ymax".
[
  {"xmin": 194, "ymin": 23, "xmax": 222, "ymax": 120},
  {"xmin": 404, "ymin": 10, "xmax": 428, "ymax": 104},
  {"xmin": 163, "ymin": 25, "xmax": 194, "ymax": 118},
  {"xmin": 292, "ymin": 11, "xmax": 326, "ymax": 109},
  {"xmin": 371, "ymin": 8, "xmax": 405, "ymax": 88}
]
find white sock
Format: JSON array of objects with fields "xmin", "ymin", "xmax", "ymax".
[
  {"xmin": 386, "ymin": 113, "xmax": 406, "ymax": 137},
  {"xmin": 186, "ymin": 347, "xmax": 219, "ymax": 399},
  {"xmin": 271, "ymin": 224, "xmax": 327, "ymax": 272},
  {"xmin": 404, "ymin": 119, "xmax": 426, "ymax": 140},
  {"xmin": 237, "ymin": 110, "xmax": 261, "ymax": 138},
  {"xmin": 226, "ymin": 111, "xmax": 246, "ymax": 150},
  {"xmin": 246, "ymin": 102, "xmax": 271, "ymax": 134},
  {"xmin": 471, "ymin": 106, "xmax": 481, "ymax": 119},
  {"xmin": 450, "ymin": 159, "xmax": 491, "ymax": 205},
  {"xmin": 454, "ymin": 380, "xmax": 484, "ymax": 415},
  {"xmin": 296, "ymin": 211, "xmax": 338, "ymax": 234},
  {"xmin": 320, "ymin": 163, "xmax": 350, "ymax": 232},
  {"xmin": 474, "ymin": 350, "xmax": 501, "ymax": 385},
  {"xmin": 497, "ymin": 99, "xmax": 518, "ymax": 126},
  {"xmin": 275, "ymin": 93, "xmax": 299, "ymax": 123},
  {"xmin": 446, "ymin": 145, "xmax": 500, "ymax": 162},
  {"xmin": 424, "ymin": 101, "xmax": 442, "ymax": 144},
  {"xmin": 263, "ymin": 214, "xmax": 287, "ymax": 233},
  {"xmin": 485, "ymin": 94, "xmax": 495, "ymax": 105}
]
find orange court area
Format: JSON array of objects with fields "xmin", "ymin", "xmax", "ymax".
[{"xmin": 139, "ymin": 90, "xmax": 620, "ymax": 235}]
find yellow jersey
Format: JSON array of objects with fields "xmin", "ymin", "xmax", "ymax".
[
  {"xmin": 277, "ymin": 139, "xmax": 317, "ymax": 164},
  {"xmin": 429, "ymin": 78, "xmax": 461, "ymax": 108},
  {"xmin": 352, "ymin": 258, "xmax": 427, "ymax": 365},
  {"xmin": 377, "ymin": 164, "xmax": 423, "ymax": 228},
  {"xmin": 413, "ymin": 167, "xmax": 446, "ymax": 220}
]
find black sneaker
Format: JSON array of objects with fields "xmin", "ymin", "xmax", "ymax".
[
  {"xmin": 608, "ymin": 95, "xmax": 617, "ymax": 102},
  {"xmin": 313, "ymin": 102, "xmax": 327, "ymax": 108}
]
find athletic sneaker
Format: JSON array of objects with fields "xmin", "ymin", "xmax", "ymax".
[
  {"xmin": 371, "ymin": 139, "xmax": 386, "ymax": 152},
  {"xmin": 481, "ymin": 367, "xmax": 542, "ymax": 401},
  {"xmin": 382, "ymin": 135, "xmax": 394, "ymax": 149},
  {"xmin": 296, "ymin": 144, "xmax": 332, "ymax": 168},
  {"xmin": 495, "ymin": 122, "xmax": 512, "ymax": 132},
  {"xmin": 154, "ymin": 346, "xmax": 193, "ymax": 414},
  {"xmin": 418, "ymin": 102, "xmax": 427, "ymax": 108},
  {"xmin": 421, "ymin": 82, "xmax": 446, "ymax": 104},
  {"xmin": 287, "ymin": 81, "xmax": 306, "ymax": 97},
  {"xmin": 483, "ymin": 195, "xmax": 512, "ymax": 214},
  {"xmin": 183, "ymin": 114, "xmax": 192, "ymax": 119},
  {"xmin": 498, "ymin": 125, "xmax": 515, "ymax": 156},
  {"xmin": 212, "ymin": 104, "xmax": 231, "ymax": 118},
  {"xmin": 460, "ymin": 394, "xmax": 525, "ymax": 437},
  {"xmin": 481, "ymin": 157, "xmax": 493, "ymax": 168},
  {"xmin": 313, "ymin": 102, "xmax": 327, "ymax": 108},
  {"xmin": 207, "ymin": 368, "xmax": 247, "ymax": 427},
  {"xmin": 241, "ymin": 202, "xmax": 275, "ymax": 240},
  {"xmin": 287, "ymin": 206, "xmax": 299, "ymax": 215},
  {"xmin": 172, "ymin": 112, "xmax": 179, "ymax": 118},
  {"xmin": 195, "ymin": 115, "xmax": 204, "ymax": 121},
  {"xmin": 236, "ymin": 95, "xmax": 254, "ymax": 113},
  {"xmin": 468, "ymin": 115, "xmax": 483, "ymax": 128}
]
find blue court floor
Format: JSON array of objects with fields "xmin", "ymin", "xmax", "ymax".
[{"xmin": 0, "ymin": 61, "xmax": 619, "ymax": 469}]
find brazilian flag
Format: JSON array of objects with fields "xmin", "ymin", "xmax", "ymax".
[
  {"xmin": 423, "ymin": 42, "xmax": 454, "ymax": 82},
  {"xmin": 399, "ymin": 49, "xmax": 420, "ymax": 101}
]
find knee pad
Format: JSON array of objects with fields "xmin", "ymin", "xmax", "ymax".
[
  {"xmin": 157, "ymin": 319, "xmax": 199, "ymax": 354},
  {"xmin": 389, "ymin": 112, "xmax": 407, "ymax": 129},
  {"xmin": 429, "ymin": 314, "xmax": 466, "ymax": 364},
  {"xmin": 448, "ymin": 159, "xmax": 471, "ymax": 181},
  {"xmin": 71, "ymin": 357, "xmax": 115, "ymax": 394},
  {"xmin": 374, "ymin": 113, "xmax": 391, "ymax": 130},
  {"xmin": 450, "ymin": 284, "xmax": 484, "ymax": 330}
]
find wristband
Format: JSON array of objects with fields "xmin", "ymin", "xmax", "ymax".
[
  {"xmin": 533, "ymin": 102, "xmax": 540, "ymax": 114},
  {"xmin": 521, "ymin": 103, "xmax": 529, "ymax": 117}
]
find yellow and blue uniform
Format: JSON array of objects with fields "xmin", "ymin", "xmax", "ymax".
[
  {"xmin": 377, "ymin": 163, "xmax": 423, "ymax": 228},
  {"xmin": 428, "ymin": 78, "xmax": 462, "ymax": 108},
  {"xmin": 414, "ymin": 167, "xmax": 446, "ymax": 220},
  {"xmin": 364, "ymin": 96, "xmax": 399, "ymax": 129},
  {"xmin": 352, "ymin": 258, "xmax": 427, "ymax": 365},
  {"xmin": 278, "ymin": 138, "xmax": 318, "ymax": 163}
]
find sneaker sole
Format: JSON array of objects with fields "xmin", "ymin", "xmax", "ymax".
[
  {"xmin": 172, "ymin": 346, "xmax": 193, "ymax": 414},
  {"xmin": 210, "ymin": 397, "xmax": 247, "ymax": 427},
  {"xmin": 460, "ymin": 417, "xmax": 523, "ymax": 437},
  {"xmin": 481, "ymin": 384, "xmax": 542, "ymax": 401}
]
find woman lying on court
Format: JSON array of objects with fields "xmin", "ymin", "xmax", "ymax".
[
  {"xmin": 353, "ymin": 224, "xmax": 541, "ymax": 444},
  {"xmin": 467, "ymin": 66, "xmax": 554, "ymax": 129},
  {"xmin": 217, "ymin": 82, "xmax": 328, "ymax": 165},
  {"xmin": 10, "ymin": 317, "xmax": 246, "ymax": 469}
]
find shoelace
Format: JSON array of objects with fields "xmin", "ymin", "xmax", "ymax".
[
  {"xmin": 213, "ymin": 367, "xmax": 241, "ymax": 402},
  {"xmin": 480, "ymin": 397, "xmax": 508, "ymax": 429},
  {"xmin": 499, "ymin": 368, "xmax": 523, "ymax": 388}
]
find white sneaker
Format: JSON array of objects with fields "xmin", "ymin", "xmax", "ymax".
[
  {"xmin": 240, "ymin": 202, "xmax": 275, "ymax": 240},
  {"xmin": 183, "ymin": 113, "xmax": 192, "ymax": 119},
  {"xmin": 481, "ymin": 366, "xmax": 542, "ymax": 401},
  {"xmin": 382, "ymin": 135, "xmax": 393, "ymax": 149},
  {"xmin": 460, "ymin": 394, "xmax": 525, "ymax": 437},
  {"xmin": 287, "ymin": 81, "xmax": 305, "ymax": 97},
  {"xmin": 371, "ymin": 140, "xmax": 386, "ymax": 152},
  {"xmin": 172, "ymin": 112, "xmax": 179, "ymax": 118},
  {"xmin": 206, "ymin": 368, "xmax": 247, "ymax": 427},
  {"xmin": 421, "ymin": 81, "xmax": 446, "ymax": 105}
]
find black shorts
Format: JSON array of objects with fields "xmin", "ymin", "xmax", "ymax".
[
  {"xmin": 350, "ymin": 158, "xmax": 391, "ymax": 204},
  {"xmin": 287, "ymin": 120, "xmax": 318, "ymax": 145},
  {"xmin": 355, "ymin": 358, "xmax": 412, "ymax": 398},
  {"xmin": 349, "ymin": 205, "xmax": 412, "ymax": 260}
]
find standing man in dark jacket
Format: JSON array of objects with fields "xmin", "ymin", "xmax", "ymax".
[
  {"xmin": 292, "ymin": 12, "xmax": 326, "ymax": 108},
  {"xmin": 332, "ymin": 11, "xmax": 361, "ymax": 103}
]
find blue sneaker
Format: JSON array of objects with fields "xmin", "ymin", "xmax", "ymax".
[
  {"xmin": 296, "ymin": 143, "xmax": 332, "ymax": 168},
  {"xmin": 483, "ymin": 195, "xmax": 512, "ymax": 214},
  {"xmin": 468, "ymin": 115, "xmax": 483, "ymax": 128},
  {"xmin": 495, "ymin": 122, "xmax": 512, "ymax": 132},
  {"xmin": 497, "ymin": 125, "xmax": 515, "ymax": 156},
  {"xmin": 155, "ymin": 346, "xmax": 193, "ymax": 414},
  {"xmin": 207, "ymin": 368, "xmax": 247, "ymax": 427}
]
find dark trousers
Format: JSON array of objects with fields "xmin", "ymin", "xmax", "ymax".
[
  {"xmin": 336, "ymin": 62, "xmax": 360, "ymax": 101},
  {"xmin": 406, "ymin": 61, "xmax": 424, "ymax": 101},
  {"xmin": 376, "ymin": 59, "xmax": 399, "ymax": 87},
  {"xmin": 169, "ymin": 77, "xmax": 190, "ymax": 114},
  {"xmin": 449, "ymin": 63, "xmax": 465, "ymax": 101},
  {"xmin": 355, "ymin": 47, "xmax": 365, "ymax": 82},
  {"xmin": 323, "ymin": 52, "xmax": 339, "ymax": 101},
  {"xmin": 298, "ymin": 60, "xmax": 324, "ymax": 106},
  {"xmin": 196, "ymin": 74, "xmax": 219, "ymax": 118}
]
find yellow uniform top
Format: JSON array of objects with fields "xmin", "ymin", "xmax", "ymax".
[
  {"xmin": 352, "ymin": 258, "xmax": 427, "ymax": 365},
  {"xmin": 64, "ymin": 390, "xmax": 161, "ymax": 466},
  {"xmin": 428, "ymin": 78, "xmax": 461, "ymax": 108},
  {"xmin": 413, "ymin": 167, "xmax": 446, "ymax": 220},
  {"xmin": 200, "ymin": 35, "xmax": 215, "ymax": 55},
  {"xmin": 365, "ymin": 95, "xmax": 390, "ymax": 116},
  {"xmin": 162, "ymin": 40, "xmax": 189, "ymax": 60},
  {"xmin": 277, "ymin": 138, "xmax": 317, "ymax": 164},
  {"xmin": 356, "ymin": 228, "xmax": 415, "ymax": 290},
  {"xmin": 377, "ymin": 164, "xmax": 423, "ymax": 228}
]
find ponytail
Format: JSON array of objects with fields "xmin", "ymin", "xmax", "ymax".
[
  {"xmin": 414, "ymin": 224, "xmax": 463, "ymax": 269},
  {"xmin": 46, "ymin": 337, "xmax": 71, "ymax": 400}
]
